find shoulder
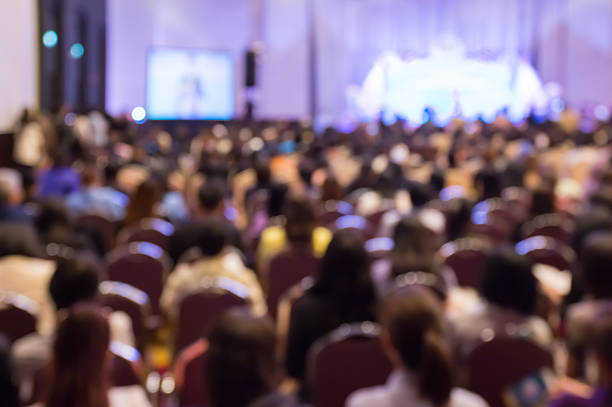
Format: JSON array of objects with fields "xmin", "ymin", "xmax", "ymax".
[
  {"xmin": 346, "ymin": 385, "xmax": 388, "ymax": 407},
  {"xmin": 548, "ymin": 393, "xmax": 591, "ymax": 407},
  {"xmin": 109, "ymin": 385, "xmax": 152, "ymax": 407},
  {"xmin": 450, "ymin": 388, "xmax": 490, "ymax": 407}
]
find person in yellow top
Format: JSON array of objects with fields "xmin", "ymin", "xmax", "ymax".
[
  {"xmin": 256, "ymin": 196, "xmax": 332, "ymax": 288},
  {"xmin": 161, "ymin": 219, "xmax": 267, "ymax": 319}
]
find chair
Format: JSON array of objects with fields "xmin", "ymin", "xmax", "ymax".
[
  {"xmin": 76, "ymin": 214, "xmax": 117, "ymax": 253},
  {"xmin": 330, "ymin": 215, "xmax": 376, "ymax": 240},
  {"xmin": 365, "ymin": 237, "xmax": 394, "ymax": 261},
  {"xmin": 0, "ymin": 292, "xmax": 38, "ymax": 343},
  {"xmin": 440, "ymin": 237, "xmax": 494, "ymax": 289},
  {"xmin": 175, "ymin": 280, "xmax": 249, "ymax": 354},
  {"xmin": 173, "ymin": 339, "xmax": 211, "ymax": 407},
  {"xmin": 515, "ymin": 236, "xmax": 576, "ymax": 271},
  {"xmin": 317, "ymin": 200, "xmax": 353, "ymax": 226},
  {"xmin": 106, "ymin": 242, "xmax": 170, "ymax": 315},
  {"xmin": 471, "ymin": 199, "xmax": 515, "ymax": 242},
  {"xmin": 307, "ymin": 322, "xmax": 393, "ymax": 407},
  {"xmin": 117, "ymin": 218, "xmax": 175, "ymax": 250},
  {"xmin": 467, "ymin": 337, "xmax": 554, "ymax": 407},
  {"xmin": 99, "ymin": 281, "xmax": 152, "ymax": 353},
  {"xmin": 267, "ymin": 246, "xmax": 320, "ymax": 320},
  {"xmin": 521, "ymin": 213, "xmax": 574, "ymax": 244}
]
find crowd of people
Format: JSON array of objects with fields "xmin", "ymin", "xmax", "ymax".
[{"xmin": 1, "ymin": 106, "xmax": 612, "ymax": 407}]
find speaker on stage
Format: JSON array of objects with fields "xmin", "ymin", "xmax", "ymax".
[{"xmin": 245, "ymin": 49, "xmax": 257, "ymax": 88}]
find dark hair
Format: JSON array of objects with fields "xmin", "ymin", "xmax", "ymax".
[
  {"xmin": 382, "ymin": 288, "xmax": 453, "ymax": 406},
  {"xmin": 195, "ymin": 219, "xmax": 227, "ymax": 257},
  {"xmin": 0, "ymin": 335, "xmax": 20, "ymax": 407},
  {"xmin": 530, "ymin": 185, "xmax": 556, "ymax": 217},
  {"xmin": 594, "ymin": 316, "xmax": 612, "ymax": 367},
  {"xmin": 284, "ymin": 196, "xmax": 315, "ymax": 244},
  {"xmin": 445, "ymin": 198, "xmax": 472, "ymax": 241},
  {"xmin": 49, "ymin": 256, "xmax": 101, "ymax": 310},
  {"xmin": 475, "ymin": 167, "xmax": 502, "ymax": 201},
  {"xmin": 267, "ymin": 182, "xmax": 288, "ymax": 218},
  {"xmin": 35, "ymin": 199, "xmax": 72, "ymax": 236},
  {"xmin": 571, "ymin": 208, "xmax": 612, "ymax": 254},
  {"xmin": 481, "ymin": 248, "xmax": 538, "ymax": 315},
  {"xmin": 46, "ymin": 306, "xmax": 110, "ymax": 407},
  {"xmin": 123, "ymin": 178, "xmax": 161, "ymax": 225},
  {"xmin": 0, "ymin": 223, "xmax": 42, "ymax": 258},
  {"xmin": 580, "ymin": 232, "xmax": 612, "ymax": 299},
  {"xmin": 321, "ymin": 176, "xmax": 343, "ymax": 202},
  {"xmin": 255, "ymin": 161, "xmax": 271, "ymax": 186},
  {"xmin": 298, "ymin": 160, "xmax": 315, "ymax": 187},
  {"xmin": 198, "ymin": 180, "xmax": 225, "ymax": 212},
  {"xmin": 311, "ymin": 230, "xmax": 376, "ymax": 321},
  {"xmin": 205, "ymin": 309, "xmax": 278, "ymax": 407},
  {"xmin": 391, "ymin": 217, "xmax": 435, "ymax": 276}
]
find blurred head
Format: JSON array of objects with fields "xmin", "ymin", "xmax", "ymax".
[
  {"xmin": 481, "ymin": 248, "xmax": 538, "ymax": 315},
  {"xmin": 530, "ymin": 185, "xmax": 556, "ymax": 217},
  {"xmin": 123, "ymin": 178, "xmax": 161, "ymax": 225},
  {"xmin": 35, "ymin": 199, "xmax": 72, "ymax": 236},
  {"xmin": 255, "ymin": 161, "xmax": 271, "ymax": 186},
  {"xmin": 267, "ymin": 182, "xmax": 288, "ymax": 218},
  {"xmin": 593, "ymin": 316, "xmax": 612, "ymax": 386},
  {"xmin": 313, "ymin": 230, "xmax": 376, "ymax": 321},
  {"xmin": 197, "ymin": 179, "xmax": 226, "ymax": 217},
  {"xmin": 445, "ymin": 198, "xmax": 473, "ymax": 241},
  {"xmin": 0, "ymin": 335, "xmax": 20, "ymax": 407},
  {"xmin": 0, "ymin": 168, "xmax": 23, "ymax": 207},
  {"xmin": 80, "ymin": 165, "xmax": 104, "ymax": 189},
  {"xmin": 475, "ymin": 168, "xmax": 502, "ymax": 201},
  {"xmin": 580, "ymin": 232, "xmax": 612, "ymax": 299},
  {"xmin": 321, "ymin": 176, "xmax": 343, "ymax": 202},
  {"xmin": 381, "ymin": 288, "xmax": 453, "ymax": 406},
  {"xmin": 49, "ymin": 256, "xmax": 101, "ymax": 311},
  {"xmin": 391, "ymin": 217, "xmax": 435, "ymax": 276},
  {"xmin": 205, "ymin": 309, "xmax": 278, "ymax": 407},
  {"xmin": 0, "ymin": 223, "xmax": 41, "ymax": 258},
  {"xmin": 46, "ymin": 306, "xmax": 110, "ymax": 407},
  {"xmin": 284, "ymin": 196, "xmax": 316, "ymax": 244},
  {"xmin": 298, "ymin": 159, "xmax": 315, "ymax": 188},
  {"xmin": 571, "ymin": 208, "xmax": 612, "ymax": 254},
  {"xmin": 195, "ymin": 219, "xmax": 227, "ymax": 257}
]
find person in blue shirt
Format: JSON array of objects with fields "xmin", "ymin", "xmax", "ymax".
[{"xmin": 66, "ymin": 165, "xmax": 127, "ymax": 221}]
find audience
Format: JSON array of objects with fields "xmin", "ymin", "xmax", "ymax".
[
  {"xmin": 348, "ymin": 287, "xmax": 487, "ymax": 407},
  {"xmin": 122, "ymin": 178, "xmax": 162, "ymax": 226},
  {"xmin": 0, "ymin": 168, "xmax": 31, "ymax": 223},
  {"xmin": 0, "ymin": 335, "xmax": 20, "ymax": 407},
  {"xmin": 36, "ymin": 149, "xmax": 80, "ymax": 198}
]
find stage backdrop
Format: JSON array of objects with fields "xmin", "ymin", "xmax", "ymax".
[{"xmin": 106, "ymin": 0, "xmax": 612, "ymax": 121}]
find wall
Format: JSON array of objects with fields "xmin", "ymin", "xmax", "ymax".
[{"xmin": 0, "ymin": 0, "xmax": 38, "ymax": 132}]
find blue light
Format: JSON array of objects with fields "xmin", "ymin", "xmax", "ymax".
[
  {"xmin": 42, "ymin": 30, "xmax": 58, "ymax": 48},
  {"xmin": 70, "ymin": 43, "xmax": 84, "ymax": 59}
]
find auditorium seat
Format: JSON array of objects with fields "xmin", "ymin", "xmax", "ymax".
[
  {"xmin": 521, "ymin": 213, "xmax": 574, "ymax": 244},
  {"xmin": 0, "ymin": 292, "xmax": 37, "ymax": 343},
  {"xmin": 365, "ymin": 237, "xmax": 394, "ymax": 261},
  {"xmin": 467, "ymin": 336, "xmax": 553, "ymax": 407},
  {"xmin": 317, "ymin": 200, "xmax": 353, "ymax": 226},
  {"xmin": 117, "ymin": 218, "xmax": 175, "ymax": 251},
  {"xmin": 440, "ymin": 236, "xmax": 494, "ymax": 289},
  {"xmin": 174, "ymin": 282, "xmax": 249, "ymax": 354},
  {"xmin": 307, "ymin": 322, "xmax": 392, "ymax": 407},
  {"xmin": 330, "ymin": 215, "xmax": 376, "ymax": 240},
  {"xmin": 106, "ymin": 242, "xmax": 170, "ymax": 315},
  {"xmin": 173, "ymin": 339, "xmax": 211, "ymax": 407},
  {"xmin": 76, "ymin": 214, "xmax": 117, "ymax": 253},
  {"xmin": 515, "ymin": 236, "xmax": 576, "ymax": 271}
]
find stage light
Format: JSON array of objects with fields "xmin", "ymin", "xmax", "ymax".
[
  {"xmin": 70, "ymin": 43, "xmax": 84, "ymax": 59},
  {"xmin": 42, "ymin": 30, "xmax": 58, "ymax": 48},
  {"xmin": 595, "ymin": 104, "xmax": 610, "ymax": 122},
  {"xmin": 131, "ymin": 107, "xmax": 147, "ymax": 123}
]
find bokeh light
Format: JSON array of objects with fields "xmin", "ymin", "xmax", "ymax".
[
  {"xmin": 70, "ymin": 43, "xmax": 84, "ymax": 59},
  {"xmin": 42, "ymin": 30, "xmax": 58, "ymax": 48},
  {"xmin": 131, "ymin": 107, "xmax": 147, "ymax": 123}
]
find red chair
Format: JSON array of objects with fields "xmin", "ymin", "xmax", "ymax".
[
  {"xmin": 0, "ymin": 292, "xmax": 38, "ymax": 343},
  {"xmin": 467, "ymin": 337, "xmax": 554, "ymax": 407},
  {"xmin": 106, "ymin": 242, "xmax": 170, "ymax": 315},
  {"xmin": 365, "ymin": 237, "xmax": 394, "ymax": 261},
  {"xmin": 330, "ymin": 215, "xmax": 376, "ymax": 240},
  {"xmin": 267, "ymin": 246, "xmax": 320, "ymax": 320},
  {"xmin": 76, "ymin": 214, "xmax": 117, "ymax": 253},
  {"xmin": 117, "ymin": 218, "xmax": 175, "ymax": 250},
  {"xmin": 173, "ymin": 339, "xmax": 211, "ymax": 407},
  {"xmin": 317, "ymin": 200, "xmax": 353, "ymax": 226},
  {"xmin": 515, "ymin": 236, "xmax": 576, "ymax": 271},
  {"xmin": 307, "ymin": 322, "xmax": 392, "ymax": 407},
  {"xmin": 175, "ymin": 281, "xmax": 249, "ymax": 354},
  {"xmin": 99, "ymin": 281, "xmax": 152, "ymax": 354},
  {"xmin": 440, "ymin": 237, "xmax": 494, "ymax": 289},
  {"xmin": 521, "ymin": 213, "xmax": 574, "ymax": 244}
]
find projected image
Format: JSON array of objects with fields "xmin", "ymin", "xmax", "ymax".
[{"xmin": 147, "ymin": 48, "xmax": 234, "ymax": 120}]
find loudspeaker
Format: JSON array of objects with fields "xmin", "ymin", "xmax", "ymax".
[{"xmin": 245, "ymin": 50, "xmax": 256, "ymax": 88}]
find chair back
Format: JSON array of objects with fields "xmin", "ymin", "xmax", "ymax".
[
  {"xmin": 267, "ymin": 247, "xmax": 319, "ymax": 320},
  {"xmin": 330, "ymin": 215, "xmax": 376, "ymax": 240},
  {"xmin": 175, "ymin": 281, "xmax": 249, "ymax": 354},
  {"xmin": 106, "ymin": 242, "xmax": 170, "ymax": 315},
  {"xmin": 365, "ymin": 237, "xmax": 394, "ymax": 261},
  {"xmin": 440, "ymin": 237, "xmax": 493, "ymax": 289},
  {"xmin": 515, "ymin": 236, "xmax": 576, "ymax": 271},
  {"xmin": 307, "ymin": 322, "xmax": 392, "ymax": 407},
  {"xmin": 76, "ymin": 214, "xmax": 117, "ymax": 253},
  {"xmin": 118, "ymin": 218, "xmax": 175, "ymax": 250},
  {"xmin": 317, "ymin": 200, "xmax": 353, "ymax": 226},
  {"xmin": 0, "ymin": 292, "xmax": 38, "ymax": 343},
  {"xmin": 521, "ymin": 213, "xmax": 574, "ymax": 244},
  {"xmin": 174, "ymin": 340, "xmax": 211, "ymax": 407},
  {"xmin": 467, "ymin": 337, "xmax": 554, "ymax": 407},
  {"xmin": 99, "ymin": 281, "xmax": 151, "ymax": 353}
]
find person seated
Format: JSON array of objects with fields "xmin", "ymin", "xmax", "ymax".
[
  {"xmin": 168, "ymin": 179, "xmax": 244, "ymax": 265},
  {"xmin": 0, "ymin": 223, "xmax": 55, "ymax": 335},
  {"xmin": 0, "ymin": 168, "xmax": 32, "ymax": 223},
  {"xmin": 244, "ymin": 160, "xmax": 272, "ymax": 209},
  {"xmin": 161, "ymin": 219, "xmax": 266, "ymax": 319},
  {"xmin": 28, "ymin": 306, "xmax": 150, "ymax": 407},
  {"xmin": 550, "ymin": 316, "xmax": 612, "ymax": 407},
  {"xmin": 256, "ymin": 196, "xmax": 332, "ymax": 278},
  {"xmin": 449, "ymin": 248, "xmax": 552, "ymax": 362},
  {"xmin": 348, "ymin": 287, "xmax": 488, "ymax": 407},
  {"xmin": 566, "ymin": 232, "xmax": 612, "ymax": 379},
  {"xmin": 121, "ymin": 177, "xmax": 162, "ymax": 227},
  {"xmin": 205, "ymin": 308, "xmax": 301, "ymax": 407},
  {"xmin": 529, "ymin": 184, "xmax": 557, "ymax": 218},
  {"xmin": 285, "ymin": 230, "xmax": 377, "ymax": 389},
  {"xmin": 65, "ymin": 164, "xmax": 128, "ymax": 221},
  {"xmin": 37, "ymin": 149, "xmax": 81, "ymax": 198}
]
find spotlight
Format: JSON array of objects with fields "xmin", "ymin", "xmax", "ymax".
[
  {"xmin": 42, "ymin": 30, "xmax": 58, "ymax": 48},
  {"xmin": 131, "ymin": 107, "xmax": 147, "ymax": 123},
  {"xmin": 70, "ymin": 43, "xmax": 84, "ymax": 59}
]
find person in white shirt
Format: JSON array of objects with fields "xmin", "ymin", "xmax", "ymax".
[{"xmin": 347, "ymin": 287, "xmax": 488, "ymax": 407}]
